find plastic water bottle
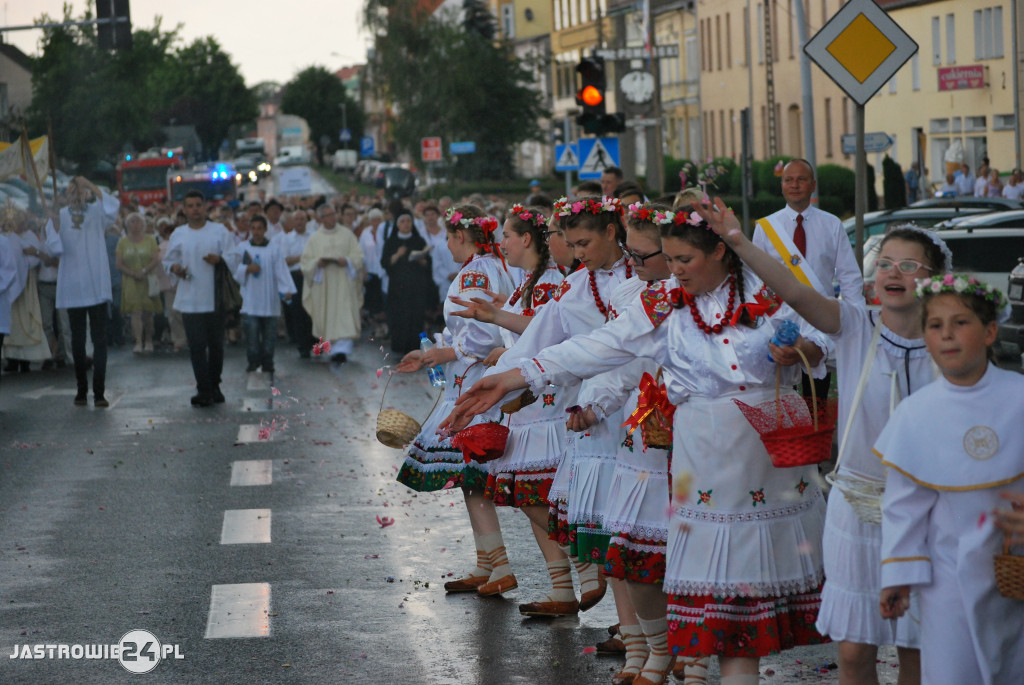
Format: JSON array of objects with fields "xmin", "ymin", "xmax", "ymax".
[
  {"xmin": 767, "ymin": 320, "xmax": 800, "ymax": 361},
  {"xmin": 419, "ymin": 332, "xmax": 446, "ymax": 387}
]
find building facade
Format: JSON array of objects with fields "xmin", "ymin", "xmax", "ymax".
[{"xmin": 868, "ymin": 0, "xmax": 1019, "ymax": 190}]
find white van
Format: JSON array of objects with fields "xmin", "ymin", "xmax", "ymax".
[{"xmin": 331, "ymin": 149, "xmax": 357, "ymax": 172}]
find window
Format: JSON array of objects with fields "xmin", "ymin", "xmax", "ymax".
[
  {"xmin": 789, "ymin": 0, "xmax": 796, "ymax": 58},
  {"xmin": 975, "ymin": 7, "xmax": 1006, "ymax": 59},
  {"xmin": 568, "ymin": 0, "xmax": 577, "ymax": 27},
  {"xmin": 716, "ymin": 14, "xmax": 722, "ymax": 71},
  {"xmin": 700, "ymin": 19, "xmax": 707, "ymax": 72},
  {"xmin": 729, "ymin": 109, "xmax": 736, "ymax": 158},
  {"xmin": 743, "ymin": 7, "xmax": 750, "ymax": 66},
  {"xmin": 554, "ymin": 0, "xmax": 562, "ymax": 31},
  {"xmin": 720, "ymin": 110, "xmax": 726, "ymax": 157},
  {"xmin": 965, "ymin": 116, "xmax": 986, "ymax": 132},
  {"xmin": 932, "ymin": 16, "xmax": 941, "ymax": 66},
  {"xmin": 930, "ymin": 118, "xmax": 951, "ymax": 134},
  {"xmin": 912, "ymin": 52, "xmax": 920, "ymax": 91},
  {"xmin": 945, "ymin": 13, "xmax": 956, "ymax": 64},
  {"xmin": 757, "ymin": 4, "xmax": 765, "ymax": 64},
  {"xmin": 994, "ymin": 114, "xmax": 1016, "ymax": 131},
  {"xmin": 726, "ymin": 13, "xmax": 732, "ymax": 69},
  {"xmin": 501, "ymin": 4, "xmax": 514, "ymax": 39}
]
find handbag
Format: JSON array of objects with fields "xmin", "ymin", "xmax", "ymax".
[
  {"xmin": 147, "ymin": 272, "xmax": 161, "ymax": 298},
  {"xmin": 214, "ymin": 259, "xmax": 243, "ymax": 313}
]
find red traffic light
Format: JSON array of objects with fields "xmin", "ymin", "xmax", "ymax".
[{"xmin": 579, "ymin": 85, "xmax": 604, "ymax": 107}]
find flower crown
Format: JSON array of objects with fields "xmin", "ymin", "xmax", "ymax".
[
  {"xmin": 553, "ymin": 196, "xmax": 623, "ymax": 219},
  {"xmin": 509, "ymin": 204, "xmax": 548, "ymax": 228},
  {"xmin": 626, "ymin": 202, "xmax": 705, "ymax": 228},
  {"xmin": 915, "ymin": 273, "xmax": 1010, "ymax": 319},
  {"xmin": 445, "ymin": 208, "xmax": 498, "ymax": 236}
]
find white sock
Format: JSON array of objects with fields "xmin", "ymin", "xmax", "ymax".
[
  {"xmin": 545, "ymin": 559, "xmax": 576, "ymax": 602},
  {"xmin": 617, "ymin": 624, "xmax": 648, "ymax": 677},
  {"xmin": 679, "ymin": 656, "xmax": 711, "ymax": 684},
  {"xmin": 479, "ymin": 532, "xmax": 511, "ymax": 581},
  {"xmin": 576, "ymin": 561, "xmax": 601, "ymax": 596},
  {"xmin": 637, "ymin": 615, "xmax": 673, "ymax": 681},
  {"xmin": 468, "ymin": 531, "xmax": 492, "ymax": 577}
]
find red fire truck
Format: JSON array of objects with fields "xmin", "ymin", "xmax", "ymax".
[{"xmin": 116, "ymin": 149, "xmax": 186, "ymax": 206}]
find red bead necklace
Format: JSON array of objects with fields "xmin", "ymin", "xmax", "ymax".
[
  {"xmin": 508, "ymin": 272, "xmax": 532, "ymax": 308},
  {"xmin": 687, "ymin": 273, "xmax": 737, "ymax": 335},
  {"xmin": 589, "ymin": 263, "xmax": 633, "ymax": 320}
]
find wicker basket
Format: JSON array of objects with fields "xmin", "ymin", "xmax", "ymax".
[
  {"xmin": 825, "ymin": 471, "xmax": 885, "ymax": 525},
  {"xmin": 640, "ymin": 369, "xmax": 674, "ymax": 449},
  {"xmin": 994, "ymin": 531, "xmax": 1024, "ymax": 601},
  {"xmin": 734, "ymin": 347, "xmax": 836, "ymax": 469},
  {"xmin": 375, "ymin": 372, "xmax": 442, "ymax": 449},
  {"xmin": 451, "ymin": 422, "xmax": 510, "ymax": 463},
  {"xmin": 500, "ymin": 389, "xmax": 537, "ymax": 415}
]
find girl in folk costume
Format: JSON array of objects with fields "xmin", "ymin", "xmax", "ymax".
[
  {"xmin": 447, "ymin": 204, "xmax": 833, "ymax": 685},
  {"xmin": 395, "ymin": 204, "xmax": 517, "ymax": 596},
  {"xmin": 699, "ymin": 214, "xmax": 953, "ymax": 685},
  {"xmin": 877, "ymin": 276, "xmax": 1024, "ymax": 685},
  {"xmin": 470, "ymin": 204, "xmax": 581, "ymax": 615},
  {"xmin": 471, "ymin": 195, "xmax": 635, "ymax": 614}
]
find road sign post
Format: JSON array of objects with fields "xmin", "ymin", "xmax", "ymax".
[
  {"xmin": 804, "ymin": 0, "xmax": 918, "ymax": 268},
  {"xmin": 577, "ymin": 137, "xmax": 620, "ymax": 180},
  {"xmin": 421, "ymin": 137, "xmax": 442, "ymax": 162}
]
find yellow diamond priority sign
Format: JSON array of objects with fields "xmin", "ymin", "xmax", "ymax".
[{"xmin": 805, "ymin": 0, "xmax": 917, "ymax": 105}]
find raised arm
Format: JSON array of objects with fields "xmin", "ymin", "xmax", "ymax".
[{"xmin": 694, "ymin": 199, "xmax": 841, "ymax": 334}]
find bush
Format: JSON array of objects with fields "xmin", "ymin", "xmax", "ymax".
[
  {"xmin": 663, "ymin": 156, "xmax": 692, "ymax": 193},
  {"xmin": 702, "ymin": 157, "xmax": 737, "ymax": 195},
  {"xmin": 816, "ymin": 164, "xmax": 856, "ymax": 209},
  {"xmin": 882, "ymin": 155, "xmax": 907, "ymax": 209},
  {"xmin": 756, "ymin": 155, "xmax": 792, "ymax": 197}
]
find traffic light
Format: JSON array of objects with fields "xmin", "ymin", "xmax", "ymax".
[
  {"xmin": 96, "ymin": 0, "xmax": 132, "ymax": 50},
  {"xmin": 575, "ymin": 56, "xmax": 627, "ymax": 135},
  {"xmin": 575, "ymin": 56, "xmax": 607, "ymax": 135}
]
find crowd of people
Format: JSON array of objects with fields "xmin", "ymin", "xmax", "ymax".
[
  {"xmin": 3, "ymin": 164, "xmax": 1024, "ymax": 684},
  {"xmin": 383, "ymin": 162, "xmax": 1023, "ymax": 685},
  {"xmin": 915, "ymin": 156, "xmax": 1024, "ymax": 202}
]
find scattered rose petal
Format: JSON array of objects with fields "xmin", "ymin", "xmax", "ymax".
[
  {"xmin": 978, "ymin": 511, "xmax": 988, "ymax": 527},
  {"xmin": 582, "ymin": 646, "xmax": 597, "ymax": 654},
  {"xmin": 271, "ymin": 387, "xmax": 281, "ymax": 396},
  {"xmin": 376, "ymin": 515, "xmax": 395, "ymax": 528}
]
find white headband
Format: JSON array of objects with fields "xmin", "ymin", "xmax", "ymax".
[{"xmin": 888, "ymin": 223, "xmax": 954, "ymax": 272}]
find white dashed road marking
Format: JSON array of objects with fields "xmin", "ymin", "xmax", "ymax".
[
  {"xmin": 205, "ymin": 583, "xmax": 272, "ymax": 638},
  {"xmin": 220, "ymin": 509, "xmax": 271, "ymax": 544},
  {"xmin": 230, "ymin": 460, "xmax": 273, "ymax": 486},
  {"xmin": 235, "ymin": 424, "xmax": 268, "ymax": 444}
]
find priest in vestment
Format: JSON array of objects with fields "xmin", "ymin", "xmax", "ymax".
[{"xmin": 300, "ymin": 203, "xmax": 364, "ymax": 362}]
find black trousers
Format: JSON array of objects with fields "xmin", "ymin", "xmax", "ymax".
[
  {"xmin": 284, "ymin": 270, "xmax": 314, "ymax": 354},
  {"xmin": 68, "ymin": 303, "xmax": 108, "ymax": 397},
  {"xmin": 182, "ymin": 311, "xmax": 225, "ymax": 397},
  {"xmin": 801, "ymin": 371, "xmax": 832, "ymax": 405}
]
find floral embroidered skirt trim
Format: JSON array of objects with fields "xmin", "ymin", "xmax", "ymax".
[{"xmin": 667, "ymin": 584, "xmax": 829, "ymax": 658}]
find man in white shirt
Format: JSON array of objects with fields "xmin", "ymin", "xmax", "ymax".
[
  {"xmin": 1002, "ymin": 168, "xmax": 1024, "ymax": 200},
  {"xmin": 44, "ymin": 176, "xmax": 120, "ymax": 407},
  {"xmin": 281, "ymin": 210, "xmax": 314, "ymax": 356},
  {"xmin": 974, "ymin": 164, "xmax": 990, "ymax": 197},
  {"xmin": 954, "ymin": 163, "xmax": 975, "ymax": 196},
  {"xmin": 753, "ymin": 158, "xmax": 863, "ymax": 398},
  {"xmin": 264, "ymin": 199, "xmax": 285, "ymax": 240},
  {"xmin": 163, "ymin": 190, "xmax": 238, "ymax": 407}
]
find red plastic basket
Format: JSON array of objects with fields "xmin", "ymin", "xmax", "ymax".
[
  {"xmin": 733, "ymin": 348, "xmax": 836, "ymax": 468},
  {"xmin": 451, "ymin": 422, "xmax": 510, "ymax": 463}
]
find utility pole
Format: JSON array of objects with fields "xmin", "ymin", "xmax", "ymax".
[
  {"xmin": 764, "ymin": 0, "xmax": 779, "ymax": 156},
  {"xmin": 793, "ymin": 0, "xmax": 817, "ymax": 202}
]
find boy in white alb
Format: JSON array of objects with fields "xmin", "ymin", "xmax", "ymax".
[
  {"xmin": 163, "ymin": 190, "xmax": 238, "ymax": 407},
  {"xmin": 233, "ymin": 215, "xmax": 295, "ymax": 373},
  {"xmin": 878, "ymin": 275, "xmax": 1024, "ymax": 685}
]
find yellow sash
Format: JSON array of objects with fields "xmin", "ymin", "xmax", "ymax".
[{"xmin": 756, "ymin": 217, "xmax": 815, "ymax": 289}]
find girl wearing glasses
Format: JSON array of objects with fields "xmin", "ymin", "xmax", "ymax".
[{"xmin": 694, "ymin": 215, "xmax": 952, "ymax": 685}]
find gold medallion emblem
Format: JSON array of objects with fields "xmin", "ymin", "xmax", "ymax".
[{"xmin": 963, "ymin": 426, "xmax": 999, "ymax": 461}]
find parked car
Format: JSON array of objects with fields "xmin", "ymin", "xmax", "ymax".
[
  {"xmin": 933, "ymin": 209, "xmax": 1024, "ymax": 231},
  {"xmin": 910, "ymin": 196, "xmax": 1024, "ymax": 211},
  {"xmin": 331, "ymin": 149, "xmax": 357, "ymax": 173},
  {"xmin": 844, "ymin": 207, "xmax": 993, "ymax": 244},
  {"xmin": 375, "ymin": 165, "xmax": 416, "ymax": 199},
  {"xmin": 997, "ymin": 257, "xmax": 1024, "ymax": 356}
]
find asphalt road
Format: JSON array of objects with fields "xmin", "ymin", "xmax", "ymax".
[{"xmin": 0, "ymin": 339, "xmax": 901, "ymax": 684}]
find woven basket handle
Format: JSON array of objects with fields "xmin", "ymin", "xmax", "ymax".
[
  {"xmin": 1005, "ymin": 530, "xmax": 1014, "ymax": 557},
  {"xmin": 772, "ymin": 344, "xmax": 818, "ymax": 431},
  {"xmin": 456, "ymin": 359, "xmax": 483, "ymax": 399},
  {"xmin": 378, "ymin": 369, "xmax": 443, "ymax": 423}
]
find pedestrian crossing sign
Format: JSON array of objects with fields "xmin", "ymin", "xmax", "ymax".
[
  {"xmin": 554, "ymin": 144, "xmax": 579, "ymax": 172},
  {"xmin": 578, "ymin": 138, "xmax": 620, "ymax": 180}
]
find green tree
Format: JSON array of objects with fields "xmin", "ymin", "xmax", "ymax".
[
  {"xmin": 364, "ymin": 0, "xmax": 547, "ymax": 178},
  {"xmin": 280, "ymin": 67, "xmax": 365, "ymax": 165},
  {"xmin": 153, "ymin": 37, "xmax": 257, "ymax": 158}
]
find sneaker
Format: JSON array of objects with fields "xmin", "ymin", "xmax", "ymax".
[
  {"xmin": 212, "ymin": 389, "xmax": 226, "ymax": 404},
  {"xmin": 330, "ymin": 353, "xmax": 348, "ymax": 364},
  {"xmin": 246, "ymin": 364, "xmax": 260, "ymax": 373},
  {"xmin": 190, "ymin": 394, "xmax": 214, "ymax": 407},
  {"xmin": 94, "ymin": 396, "xmax": 110, "ymax": 408}
]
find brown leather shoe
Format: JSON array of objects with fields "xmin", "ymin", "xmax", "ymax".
[
  {"xmin": 518, "ymin": 599, "xmax": 579, "ymax": 617},
  {"xmin": 579, "ymin": 573, "xmax": 608, "ymax": 611},
  {"xmin": 476, "ymin": 574, "xmax": 518, "ymax": 596},
  {"xmin": 607, "ymin": 622, "xmax": 620, "ymax": 637},
  {"xmin": 443, "ymin": 575, "xmax": 489, "ymax": 593},
  {"xmin": 633, "ymin": 656, "xmax": 676, "ymax": 685},
  {"xmin": 595, "ymin": 636, "xmax": 625, "ymax": 654}
]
